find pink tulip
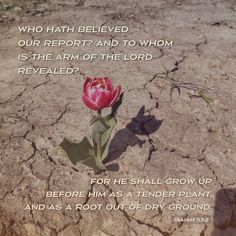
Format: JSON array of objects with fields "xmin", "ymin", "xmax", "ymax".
[{"xmin": 82, "ymin": 77, "xmax": 121, "ymax": 111}]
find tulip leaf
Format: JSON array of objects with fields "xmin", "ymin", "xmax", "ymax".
[
  {"xmin": 92, "ymin": 115, "xmax": 117, "ymax": 161},
  {"xmin": 92, "ymin": 117, "xmax": 110, "ymax": 133},
  {"xmin": 60, "ymin": 137, "xmax": 106, "ymax": 171},
  {"xmin": 111, "ymin": 92, "xmax": 124, "ymax": 115},
  {"xmin": 92, "ymin": 117, "xmax": 111, "ymax": 158},
  {"xmin": 101, "ymin": 93, "xmax": 124, "ymax": 160},
  {"xmin": 92, "ymin": 94, "xmax": 124, "ymax": 160},
  {"xmin": 101, "ymin": 115, "xmax": 117, "ymax": 160},
  {"xmin": 90, "ymin": 115, "xmax": 104, "ymax": 126}
]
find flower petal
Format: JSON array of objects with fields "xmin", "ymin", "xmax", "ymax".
[
  {"xmin": 96, "ymin": 91, "xmax": 110, "ymax": 109},
  {"xmin": 84, "ymin": 77, "xmax": 92, "ymax": 92},
  {"xmin": 108, "ymin": 86, "xmax": 121, "ymax": 107},
  {"xmin": 105, "ymin": 78, "xmax": 114, "ymax": 92},
  {"xmin": 82, "ymin": 94, "xmax": 100, "ymax": 110},
  {"xmin": 84, "ymin": 81, "xmax": 92, "ymax": 96},
  {"xmin": 90, "ymin": 88, "xmax": 100, "ymax": 101}
]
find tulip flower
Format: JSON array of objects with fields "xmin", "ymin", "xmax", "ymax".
[
  {"xmin": 82, "ymin": 77, "xmax": 121, "ymax": 111},
  {"xmin": 60, "ymin": 77, "xmax": 123, "ymax": 171}
]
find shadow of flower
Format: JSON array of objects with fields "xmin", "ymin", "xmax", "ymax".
[{"xmin": 104, "ymin": 106, "xmax": 162, "ymax": 170}]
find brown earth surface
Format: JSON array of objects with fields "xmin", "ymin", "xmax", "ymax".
[{"xmin": 0, "ymin": 0, "xmax": 236, "ymax": 235}]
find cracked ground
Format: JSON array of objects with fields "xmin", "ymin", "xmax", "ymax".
[{"xmin": 0, "ymin": 0, "xmax": 236, "ymax": 235}]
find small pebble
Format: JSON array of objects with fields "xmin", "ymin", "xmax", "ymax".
[{"xmin": 14, "ymin": 7, "xmax": 22, "ymax": 12}]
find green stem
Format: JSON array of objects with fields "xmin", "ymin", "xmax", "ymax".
[{"xmin": 96, "ymin": 110, "xmax": 102, "ymax": 161}]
